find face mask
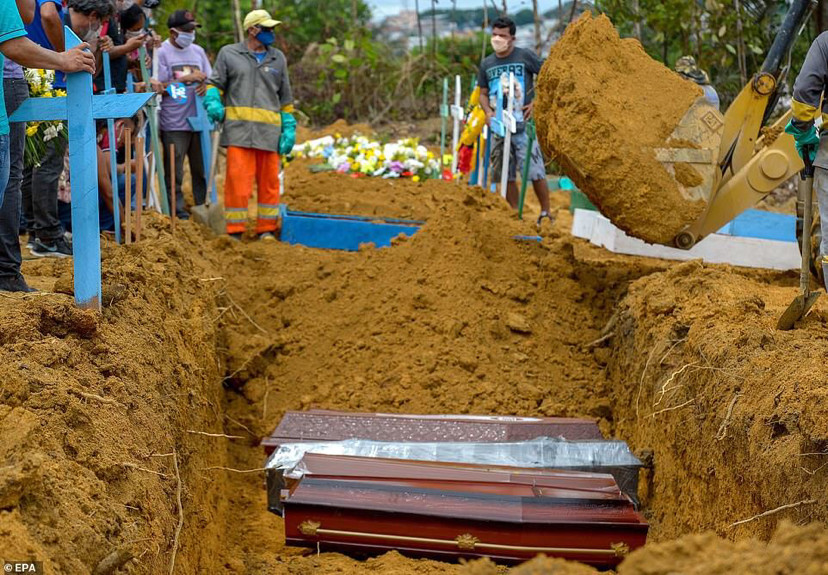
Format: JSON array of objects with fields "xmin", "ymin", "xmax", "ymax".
[
  {"xmin": 491, "ymin": 35, "xmax": 510, "ymax": 54},
  {"xmin": 116, "ymin": 0, "xmax": 134, "ymax": 10},
  {"xmin": 175, "ymin": 30, "xmax": 195, "ymax": 48},
  {"xmin": 125, "ymin": 29, "xmax": 144, "ymax": 40},
  {"xmin": 82, "ymin": 20, "xmax": 101, "ymax": 48},
  {"xmin": 256, "ymin": 29, "xmax": 275, "ymax": 47}
]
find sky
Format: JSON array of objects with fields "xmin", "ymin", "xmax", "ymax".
[{"xmin": 367, "ymin": 0, "xmax": 556, "ymax": 21}]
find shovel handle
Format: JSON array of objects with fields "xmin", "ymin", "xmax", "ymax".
[
  {"xmin": 207, "ymin": 127, "xmax": 221, "ymax": 205},
  {"xmin": 799, "ymin": 150, "xmax": 816, "ymax": 294}
]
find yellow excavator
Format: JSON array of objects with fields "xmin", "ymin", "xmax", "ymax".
[{"xmin": 595, "ymin": 0, "xmax": 819, "ymax": 277}]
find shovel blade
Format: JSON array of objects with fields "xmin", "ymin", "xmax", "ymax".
[
  {"xmin": 777, "ymin": 292, "xmax": 821, "ymax": 331},
  {"xmin": 191, "ymin": 203, "xmax": 225, "ymax": 237}
]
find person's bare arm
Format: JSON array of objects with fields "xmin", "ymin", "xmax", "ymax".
[
  {"xmin": 40, "ymin": 1, "xmax": 64, "ymax": 52},
  {"xmin": 15, "ymin": 0, "xmax": 35, "ymax": 25},
  {"xmin": 101, "ymin": 33, "xmax": 145, "ymax": 58},
  {"xmin": 0, "ymin": 36, "xmax": 95, "ymax": 74},
  {"xmin": 479, "ymin": 87, "xmax": 494, "ymax": 123}
]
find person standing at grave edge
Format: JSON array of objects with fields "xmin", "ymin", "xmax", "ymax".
[
  {"xmin": 478, "ymin": 16, "xmax": 553, "ymax": 227},
  {"xmin": 0, "ymin": 0, "xmax": 95, "ymax": 292},
  {"xmin": 20, "ymin": 0, "xmax": 70, "ymax": 258},
  {"xmin": 204, "ymin": 9, "xmax": 296, "ymax": 240},
  {"xmin": 150, "ymin": 9, "xmax": 211, "ymax": 220}
]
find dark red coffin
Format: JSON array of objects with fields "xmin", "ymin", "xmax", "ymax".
[
  {"xmin": 281, "ymin": 455, "xmax": 647, "ymax": 567},
  {"xmin": 262, "ymin": 410, "xmax": 603, "ymax": 454}
]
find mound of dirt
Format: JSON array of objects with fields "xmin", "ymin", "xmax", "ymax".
[
  {"xmin": 534, "ymin": 13, "xmax": 705, "ymax": 245},
  {"xmin": 619, "ymin": 521, "xmax": 828, "ymax": 574},
  {"xmin": 295, "ymin": 119, "xmax": 374, "ymax": 144},
  {"xmin": 0, "ymin": 220, "xmax": 234, "ymax": 574},
  {"xmin": 5, "ymin": 156, "xmax": 828, "ymax": 575},
  {"xmin": 605, "ymin": 259, "xmax": 828, "ymax": 540},
  {"xmin": 282, "ymin": 158, "xmax": 442, "ymax": 220}
]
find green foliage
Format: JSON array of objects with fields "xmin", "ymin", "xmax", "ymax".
[
  {"xmin": 292, "ymin": 31, "xmax": 485, "ymax": 125},
  {"xmin": 165, "ymin": 0, "xmax": 371, "ymax": 59},
  {"xmin": 598, "ymin": 0, "xmax": 815, "ymax": 107}
]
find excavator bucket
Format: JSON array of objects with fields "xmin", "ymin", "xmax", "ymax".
[{"xmin": 652, "ymin": 97, "xmax": 723, "ymax": 217}]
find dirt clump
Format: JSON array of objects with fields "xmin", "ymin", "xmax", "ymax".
[
  {"xmin": 282, "ymin": 157, "xmax": 441, "ymax": 220},
  {"xmin": 618, "ymin": 521, "xmax": 828, "ymax": 574},
  {"xmin": 534, "ymin": 13, "xmax": 705, "ymax": 245}
]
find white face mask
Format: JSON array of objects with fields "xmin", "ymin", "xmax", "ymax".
[
  {"xmin": 174, "ymin": 30, "xmax": 195, "ymax": 48},
  {"xmin": 491, "ymin": 35, "xmax": 510, "ymax": 54},
  {"xmin": 83, "ymin": 20, "xmax": 101, "ymax": 49},
  {"xmin": 125, "ymin": 29, "xmax": 144, "ymax": 40}
]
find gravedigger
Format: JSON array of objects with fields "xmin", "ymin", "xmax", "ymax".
[{"xmin": 564, "ymin": 1, "xmax": 820, "ymax": 292}]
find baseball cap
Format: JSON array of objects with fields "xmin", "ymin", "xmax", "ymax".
[
  {"xmin": 167, "ymin": 9, "xmax": 200, "ymax": 31},
  {"xmin": 243, "ymin": 9, "xmax": 281, "ymax": 30}
]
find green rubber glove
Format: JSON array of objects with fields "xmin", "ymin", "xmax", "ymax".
[
  {"xmin": 204, "ymin": 86, "xmax": 225, "ymax": 124},
  {"xmin": 784, "ymin": 119, "xmax": 819, "ymax": 163},
  {"xmin": 279, "ymin": 112, "xmax": 296, "ymax": 156}
]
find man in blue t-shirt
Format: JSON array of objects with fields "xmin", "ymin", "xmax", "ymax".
[
  {"xmin": 0, "ymin": 0, "xmax": 95, "ymax": 292},
  {"xmin": 478, "ymin": 17, "xmax": 552, "ymax": 226}
]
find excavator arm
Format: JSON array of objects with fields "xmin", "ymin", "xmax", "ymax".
[{"xmin": 660, "ymin": 0, "xmax": 813, "ymax": 250}]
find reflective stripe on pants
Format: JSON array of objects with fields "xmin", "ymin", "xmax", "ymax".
[{"xmin": 224, "ymin": 146, "xmax": 281, "ymax": 234}]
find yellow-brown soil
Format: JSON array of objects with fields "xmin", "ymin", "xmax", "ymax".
[
  {"xmin": 2, "ymin": 144, "xmax": 828, "ymax": 574},
  {"xmin": 535, "ymin": 13, "xmax": 706, "ymax": 245}
]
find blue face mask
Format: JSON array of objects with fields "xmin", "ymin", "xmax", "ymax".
[{"xmin": 256, "ymin": 29, "xmax": 275, "ymax": 47}]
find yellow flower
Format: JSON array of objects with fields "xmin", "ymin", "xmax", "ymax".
[
  {"xmin": 427, "ymin": 151, "xmax": 434, "ymax": 160},
  {"xmin": 56, "ymin": 90, "xmax": 66, "ymax": 97},
  {"xmin": 412, "ymin": 175, "xmax": 420, "ymax": 183},
  {"xmin": 43, "ymin": 92, "xmax": 52, "ymax": 98},
  {"xmin": 26, "ymin": 125, "xmax": 38, "ymax": 136}
]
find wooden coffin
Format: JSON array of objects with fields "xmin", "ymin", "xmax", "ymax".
[
  {"xmin": 282, "ymin": 463, "xmax": 648, "ymax": 567},
  {"xmin": 267, "ymin": 453, "xmax": 626, "ymax": 514},
  {"xmin": 262, "ymin": 410, "xmax": 603, "ymax": 455}
]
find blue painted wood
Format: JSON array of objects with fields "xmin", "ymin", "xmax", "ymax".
[
  {"xmin": 280, "ymin": 208, "xmax": 421, "ymax": 251},
  {"xmin": 187, "ymin": 94, "xmax": 217, "ymax": 204},
  {"xmin": 8, "ymin": 27, "xmax": 155, "ymax": 309},
  {"xmin": 65, "ymin": 28, "xmax": 102, "ymax": 309},
  {"xmin": 279, "ymin": 207, "xmax": 545, "ymax": 251},
  {"xmin": 10, "ymin": 93, "xmax": 153, "ymax": 122},
  {"xmin": 468, "ymin": 133, "xmax": 480, "ymax": 186},
  {"xmin": 103, "ymin": 52, "xmax": 121, "ymax": 244},
  {"xmin": 716, "ymin": 209, "xmax": 796, "ymax": 242}
]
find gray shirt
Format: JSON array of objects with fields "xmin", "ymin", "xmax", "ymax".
[
  {"xmin": 477, "ymin": 46, "xmax": 544, "ymax": 130},
  {"xmin": 209, "ymin": 41, "xmax": 293, "ymax": 153}
]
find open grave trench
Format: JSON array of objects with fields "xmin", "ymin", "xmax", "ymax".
[{"xmin": 2, "ymin": 165, "xmax": 827, "ymax": 574}]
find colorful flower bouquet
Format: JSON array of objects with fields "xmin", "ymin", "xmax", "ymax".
[
  {"xmin": 24, "ymin": 68, "xmax": 67, "ymax": 167},
  {"xmin": 292, "ymin": 134, "xmax": 442, "ymax": 182}
]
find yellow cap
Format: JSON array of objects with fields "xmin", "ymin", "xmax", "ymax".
[{"xmin": 243, "ymin": 9, "xmax": 281, "ymax": 30}]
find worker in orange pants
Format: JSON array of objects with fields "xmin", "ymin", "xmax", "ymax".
[
  {"xmin": 205, "ymin": 9, "xmax": 296, "ymax": 240},
  {"xmin": 223, "ymin": 147, "xmax": 281, "ymax": 236}
]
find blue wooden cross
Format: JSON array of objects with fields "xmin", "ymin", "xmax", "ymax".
[
  {"xmin": 188, "ymin": 94, "xmax": 218, "ymax": 204},
  {"xmin": 10, "ymin": 27, "xmax": 153, "ymax": 309}
]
